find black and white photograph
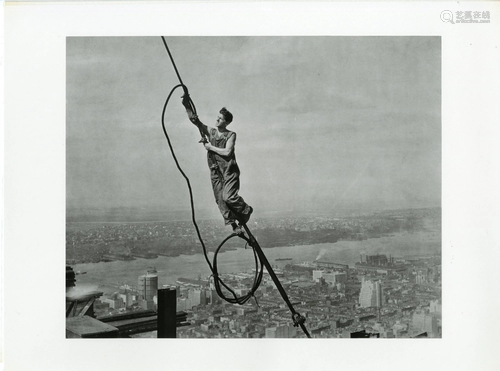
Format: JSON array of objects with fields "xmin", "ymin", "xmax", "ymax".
[
  {"xmin": 3, "ymin": 2, "xmax": 500, "ymax": 371},
  {"xmin": 65, "ymin": 36, "xmax": 441, "ymax": 339}
]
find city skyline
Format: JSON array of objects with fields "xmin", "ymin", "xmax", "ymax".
[
  {"xmin": 67, "ymin": 36, "xmax": 441, "ymax": 218},
  {"xmin": 72, "ymin": 250, "xmax": 442, "ymax": 339}
]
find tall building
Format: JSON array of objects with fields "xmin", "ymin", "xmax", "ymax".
[
  {"xmin": 359, "ymin": 280, "xmax": 384, "ymax": 308},
  {"xmin": 207, "ymin": 288, "xmax": 221, "ymax": 305},
  {"xmin": 118, "ymin": 292, "xmax": 135, "ymax": 307},
  {"xmin": 188, "ymin": 288, "xmax": 206, "ymax": 307},
  {"xmin": 138, "ymin": 269, "xmax": 158, "ymax": 301},
  {"xmin": 412, "ymin": 310, "xmax": 438, "ymax": 336}
]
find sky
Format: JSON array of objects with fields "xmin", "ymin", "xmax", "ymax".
[{"xmin": 66, "ymin": 36, "xmax": 441, "ymax": 217}]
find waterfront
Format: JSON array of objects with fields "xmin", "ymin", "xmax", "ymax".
[{"xmin": 72, "ymin": 230, "xmax": 440, "ymax": 296}]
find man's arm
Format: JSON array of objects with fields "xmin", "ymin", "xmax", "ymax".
[
  {"xmin": 204, "ymin": 132, "xmax": 236, "ymax": 157},
  {"xmin": 182, "ymin": 95, "xmax": 209, "ymax": 137}
]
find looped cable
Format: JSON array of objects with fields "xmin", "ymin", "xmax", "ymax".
[{"xmin": 212, "ymin": 233, "xmax": 264, "ymax": 305}]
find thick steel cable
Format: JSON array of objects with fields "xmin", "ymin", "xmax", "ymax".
[{"xmin": 161, "ymin": 37, "xmax": 185, "ymax": 87}]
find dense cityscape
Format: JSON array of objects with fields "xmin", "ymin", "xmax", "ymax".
[
  {"xmin": 66, "ymin": 207, "xmax": 441, "ymax": 338},
  {"xmin": 85, "ymin": 254, "xmax": 441, "ymax": 338}
]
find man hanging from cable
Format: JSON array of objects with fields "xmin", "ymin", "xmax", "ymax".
[{"xmin": 182, "ymin": 94, "xmax": 253, "ymax": 235}]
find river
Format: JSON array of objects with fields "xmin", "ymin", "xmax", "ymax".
[{"xmin": 71, "ymin": 230, "xmax": 440, "ymax": 296}]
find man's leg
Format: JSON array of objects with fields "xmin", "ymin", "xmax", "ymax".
[
  {"xmin": 210, "ymin": 170, "xmax": 237, "ymax": 225},
  {"xmin": 222, "ymin": 172, "xmax": 252, "ymax": 224}
]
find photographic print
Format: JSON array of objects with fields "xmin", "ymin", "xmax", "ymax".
[
  {"xmin": 66, "ymin": 36, "xmax": 441, "ymax": 339},
  {"xmin": 6, "ymin": 2, "xmax": 500, "ymax": 370}
]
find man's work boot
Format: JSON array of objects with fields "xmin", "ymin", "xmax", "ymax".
[{"xmin": 238, "ymin": 206, "xmax": 253, "ymax": 225}]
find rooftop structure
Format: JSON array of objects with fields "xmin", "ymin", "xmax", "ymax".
[
  {"xmin": 355, "ymin": 254, "xmax": 407, "ymax": 274},
  {"xmin": 359, "ymin": 279, "xmax": 384, "ymax": 308}
]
